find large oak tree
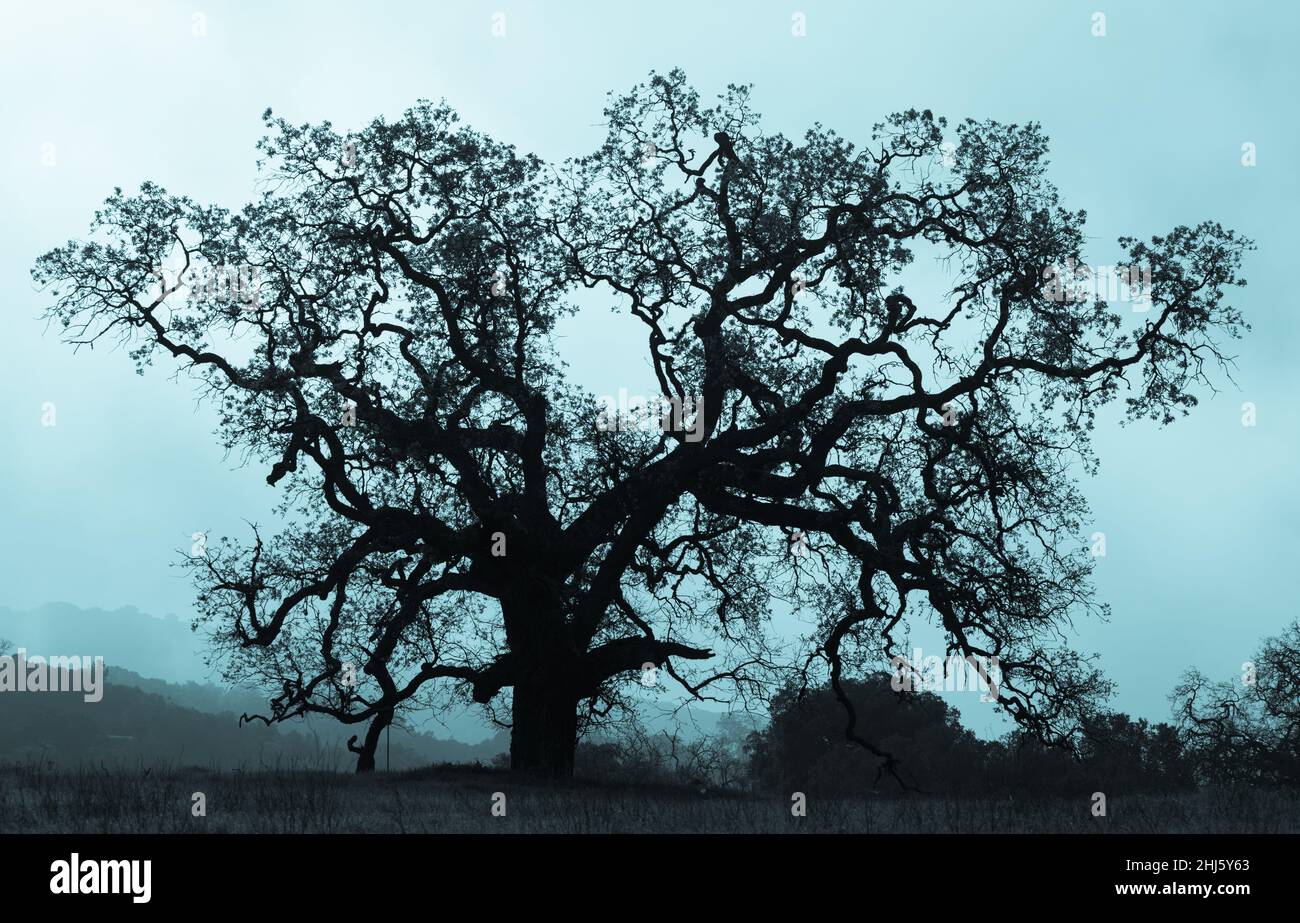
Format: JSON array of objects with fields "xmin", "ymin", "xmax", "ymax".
[{"xmin": 35, "ymin": 70, "xmax": 1250, "ymax": 777}]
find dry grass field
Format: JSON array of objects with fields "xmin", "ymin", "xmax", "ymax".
[{"xmin": 2, "ymin": 762, "xmax": 1296, "ymax": 834}]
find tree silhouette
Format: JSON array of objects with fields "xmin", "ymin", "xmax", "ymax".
[
  {"xmin": 747, "ymin": 676, "xmax": 987, "ymax": 794},
  {"xmin": 34, "ymin": 70, "xmax": 1250, "ymax": 776},
  {"xmin": 745, "ymin": 677, "xmax": 1195, "ymax": 796},
  {"xmin": 1173, "ymin": 621, "xmax": 1300, "ymax": 785}
]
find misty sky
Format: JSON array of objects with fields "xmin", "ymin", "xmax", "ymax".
[{"xmin": 1, "ymin": 0, "xmax": 1296, "ymax": 737}]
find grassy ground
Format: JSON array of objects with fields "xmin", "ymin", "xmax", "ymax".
[{"xmin": 2, "ymin": 762, "xmax": 1296, "ymax": 833}]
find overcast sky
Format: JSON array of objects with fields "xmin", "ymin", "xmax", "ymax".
[{"xmin": 1, "ymin": 0, "xmax": 1295, "ymax": 735}]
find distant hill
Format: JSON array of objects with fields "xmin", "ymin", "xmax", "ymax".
[
  {"xmin": 0, "ymin": 603, "xmax": 762, "ymax": 764},
  {"xmin": 0, "ymin": 666, "xmax": 508, "ymax": 770},
  {"xmin": 107, "ymin": 666, "xmax": 271, "ymax": 716},
  {"xmin": 0, "ymin": 602, "xmax": 502, "ymax": 742}
]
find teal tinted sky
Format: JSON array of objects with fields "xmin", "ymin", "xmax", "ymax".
[{"xmin": 1, "ymin": 0, "xmax": 1296, "ymax": 731}]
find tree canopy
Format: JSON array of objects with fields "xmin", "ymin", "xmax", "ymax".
[
  {"xmin": 1174, "ymin": 620, "xmax": 1300, "ymax": 785},
  {"xmin": 34, "ymin": 69, "xmax": 1251, "ymax": 776}
]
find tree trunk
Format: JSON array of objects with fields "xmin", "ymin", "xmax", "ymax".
[
  {"xmin": 352, "ymin": 708, "xmax": 392, "ymax": 773},
  {"xmin": 509, "ymin": 679, "xmax": 578, "ymax": 777}
]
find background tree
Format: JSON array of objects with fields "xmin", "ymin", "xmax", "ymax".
[
  {"xmin": 746, "ymin": 676, "xmax": 988, "ymax": 794},
  {"xmin": 1173, "ymin": 621, "xmax": 1300, "ymax": 785},
  {"xmin": 746, "ymin": 677, "xmax": 1193, "ymax": 796},
  {"xmin": 34, "ymin": 70, "xmax": 1250, "ymax": 776},
  {"xmin": 1076, "ymin": 712, "xmax": 1195, "ymax": 795}
]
